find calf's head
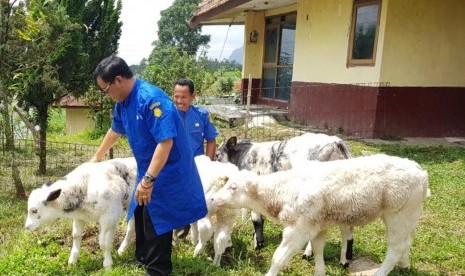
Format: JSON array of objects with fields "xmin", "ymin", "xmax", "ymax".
[
  {"xmin": 215, "ymin": 137, "xmax": 237, "ymax": 162},
  {"xmin": 25, "ymin": 185, "xmax": 62, "ymax": 231},
  {"xmin": 211, "ymin": 170, "xmax": 257, "ymax": 209}
]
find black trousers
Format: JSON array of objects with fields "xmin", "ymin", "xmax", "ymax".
[{"xmin": 134, "ymin": 205, "xmax": 173, "ymax": 276}]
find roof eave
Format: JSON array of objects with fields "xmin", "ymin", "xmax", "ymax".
[{"xmin": 189, "ymin": 0, "xmax": 251, "ymax": 28}]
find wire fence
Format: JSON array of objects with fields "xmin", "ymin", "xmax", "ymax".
[
  {"xmin": 0, "ymin": 89, "xmax": 347, "ymax": 196},
  {"xmin": 0, "ymin": 139, "xmax": 132, "ymax": 192}
]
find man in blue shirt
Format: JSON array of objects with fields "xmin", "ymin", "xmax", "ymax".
[
  {"xmin": 173, "ymin": 79, "xmax": 218, "ymax": 160},
  {"xmin": 90, "ymin": 56, "xmax": 207, "ymax": 276}
]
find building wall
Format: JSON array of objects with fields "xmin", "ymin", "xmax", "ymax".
[
  {"xmin": 240, "ymin": 0, "xmax": 465, "ymax": 137},
  {"xmin": 291, "ymin": 83, "xmax": 465, "ymax": 138},
  {"xmin": 380, "ymin": 0, "xmax": 465, "ymax": 86},
  {"xmin": 243, "ymin": 11, "xmax": 265, "ymax": 79},
  {"xmin": 292, "ymin": 0, "xmax": 387, "ymax": 84},
  {"xmin": 65, "ymin": 108, "xmax": 93, "ymax": 135},
  {"xmin": 242, "ymin": 5, "xmax": 298, "ymax": 104}
]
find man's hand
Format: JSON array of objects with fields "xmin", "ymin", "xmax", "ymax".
[
  {"xmin": 135, "ymin": 180, "xmax": 153, "ymax": 205},
  {"xmin": 89, "ymin": 155, "xmax": 103, "ymax": 162}
]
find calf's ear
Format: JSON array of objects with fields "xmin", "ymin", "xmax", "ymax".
[
  {"xmin": 226, "ymin": 137, "xmax": 237, "ymax": 149},
  {"xmin": 46, "ymin": 189, "xmax": 62, "ymax": 202}
]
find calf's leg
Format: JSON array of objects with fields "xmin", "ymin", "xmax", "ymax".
[
  {"xmin": 190, "ymin": 221, "xmax": 199, "ymax": 245},
  {"xmin": 68, "ymin": 219, "xmax": 85, "ymax": 265},
  {"xmin": 312, "ymin": 230, "xmax": 328, "ymax": 276},
  {"xmin": 265, "ymin": 226, "xmax": 309, "ymax": 276},
  {"xmin": 212, "ymin": 225, "xmax": 232, "ymax": 266},
  {"xmin": 302, "ymin": 225, "xmax": 353, "ymax": 268},
  {"xmin": 194, "ymin": 217, "xmax": 213, "ymax": 256},
  {"xmin": 339, "ymin": 225, "xmax": 354, "ymax": 267},
  {"xmin": 99, "ymin": 216, "xmax": 119, "ymax": 269},
  {"xmin": 375, "ymin": 208, "xmax": 421, "ymax": 276},
  {"xmin": 117, "ymin": 217, "xmax": 136, "ymax": 255},
  {"xmin": 251, "ymin": 211, "xmax": 265, "ymax": 250}
]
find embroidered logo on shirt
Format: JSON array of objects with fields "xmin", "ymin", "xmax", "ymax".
[
  {"xmin": 154, "ymin": 108, "xmax": 162, "ymax": 117},
  {"xmin": 150, "ymin": 102, "xmax": 160, "ymax": 109},
  {"xmin": 195, "ymin": 123, "xmax": 200, "ymax": 127}
]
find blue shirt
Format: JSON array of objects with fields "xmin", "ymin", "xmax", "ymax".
[
  {"xmin": 111, "ymin": 79, "xmax": 207, "ymax": 235},
  {"xmin": 178, "ymin": 105, "xmax": 218, "ymax": 156}
]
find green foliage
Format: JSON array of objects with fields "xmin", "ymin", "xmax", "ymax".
[
  {"xmin": 47, "ymin": 108, "xmax": 66, "ymax": 135},
  {"xmin": 82, "ymin": 87, "xmax": 115, "ymax": 134},
  {"xmin": 142, "ymin": 0, "xmax": 212, "ymax": 95},
  {"xmin": 2, "ymin": 0, "xmax": 123, "ymax": 174},
  {"xmin": 204, "ymin": 68, "xmax": 241, "ymax": 96},
  {"xmin": 155, "ymin": 0, "xmax": 209, "ymax": 55},
  {"xmin": 204, "ymin": 58, "xmax": 242, "ymax": 72},
  {"xmin": 1, "ymin": 136, "xmax": 465, "ymax": 274},
  {"xmin": 143, "ymin": 47, "xmax": 210, "ymax": 95},
  {"xmin": 129, "ymin": 58, "xmax": 148, "ymax": 75}
]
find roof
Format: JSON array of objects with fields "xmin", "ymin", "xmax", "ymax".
[
  {"xmin": 189, "ymin": 0, "xmax": 296, "ymax": 27},
  {"xmin": 57, "ymin": 95, "xmax": 89, "ymax": 108}
]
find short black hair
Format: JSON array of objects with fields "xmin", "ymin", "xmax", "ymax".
[
  {"xmin": 92, "ymin": 55, "xmax": 133, "ymax": 83},
  {"xmin": 174, "ymin": 79, "xmax": 194, "ymax": 95}
]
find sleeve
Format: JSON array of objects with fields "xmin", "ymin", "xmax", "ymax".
[
  {"xmin": 203, "ymin": 112, "xmax": 218, "ymax": 141},
  {"xmin": 111, "ymin": 104, "xmax": 126, "ymax": 135},
  {"xmin": 143, "ymin": 98, "xmax": 177, "ymax": 143}
]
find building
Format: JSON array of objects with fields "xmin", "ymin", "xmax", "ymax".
[
  {"xmin": 58, "ymin": 95, "xmax": 93, "ymax": 135},
  {"xmin": 190, "ymin": 0, "xmax": 465, "ymax": 138}
]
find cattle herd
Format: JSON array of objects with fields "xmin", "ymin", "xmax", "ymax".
[{"xmin": 25, "ymin": 132, "xmax": 430, "ymax": 276}]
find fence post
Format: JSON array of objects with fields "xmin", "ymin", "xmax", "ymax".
[{"xmin": 245, "ymin": 74, "xmax": 252, "ymax": 139}]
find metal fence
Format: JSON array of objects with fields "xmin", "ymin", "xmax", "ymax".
[{"xmin": 0, "ymin": 139, "xmax": 131, "ymax": 192}]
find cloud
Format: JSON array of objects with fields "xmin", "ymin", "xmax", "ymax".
[
  {"xmin": 118, "ymin": 0, "xmax": 174, "ymax": 65},
  {"xmin": 118, "ymin": 0, "xmax": 244, "ymax": 65}
]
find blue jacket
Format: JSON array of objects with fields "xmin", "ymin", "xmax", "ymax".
[
  {"xmin": 112, "ymin": 79, "xmax": 207, "ymax": 235},
  {"xmin": 178, "ymin": 105, "xmax": 218, "ymax": 156}
]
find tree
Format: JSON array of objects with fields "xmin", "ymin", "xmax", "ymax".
[
  {"xmin": 154, "ymin": 0, "xmax": 210, "ymax": 55},
  {"xmin": 13, "ymin": 0, "xmax": 122, "ymax": 174},
  {"xmin": 143, "ymin": 0, "xmax": 212, "ymax": 95},
  {"xmin": 143, "ymin": 47, "xmax": 209, "ymax": 95},
  {"xmin": 0, "ymin": 0, "xmax": 30, "ymax": 198}
]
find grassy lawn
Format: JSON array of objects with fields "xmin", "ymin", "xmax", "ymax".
[{"xmin": 0, "ymin": 139, "xmax": 464, "ymax": 275}]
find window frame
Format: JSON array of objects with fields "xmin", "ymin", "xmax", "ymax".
[
  {"xmin": 347, "ymin": 0, "xmax": 382, "ymax": 67},
  {"xmin": 261, "ymin": 13, "xmax": 296, "ymax": 102}
]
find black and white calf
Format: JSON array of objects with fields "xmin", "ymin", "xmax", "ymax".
[
  {"xmin": 212, "ymin": 154, "xmax": 430, "ymax": 276},
  {"xmin": 215, "ymin": 132, "xmax": 353, "ymax": 262},
  {"xmin": 25, "ymin": 158, "xmax": 137, "ymax": 269}
]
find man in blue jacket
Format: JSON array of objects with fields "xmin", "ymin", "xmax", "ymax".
[
  {"xmin": 90, "ymin": 55, "xmax": 207, "ymax": 275},
  {"xmin": 173, "ymin": 79, "xmax": 218, "ymax": 160}
]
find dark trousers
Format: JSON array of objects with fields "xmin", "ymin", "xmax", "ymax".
[{"xmin": 134, "ymin": 205, "xmax": 173, "ymax": 276}]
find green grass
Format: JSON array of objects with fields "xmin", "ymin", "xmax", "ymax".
[{"xmin": 1, "ymin": 138, "xmax": 464, "ymax": 275}]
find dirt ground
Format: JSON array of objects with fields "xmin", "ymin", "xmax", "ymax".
[{"xmin": 348, "ymin": 256, "xmax": 381, "ymax": 276}]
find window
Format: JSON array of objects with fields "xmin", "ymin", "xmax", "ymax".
[
  {"xmin": 348, "ymin": 0, "xmax": 381, "ymax": 66},
  {"xmin": 262, "ymin": 13, "xmax": 296, "ymax": 101}
]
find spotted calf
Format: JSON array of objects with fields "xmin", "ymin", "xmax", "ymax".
[{"xmin": 25, "ymin": 157, "xmax": 137, "ymax": 269}]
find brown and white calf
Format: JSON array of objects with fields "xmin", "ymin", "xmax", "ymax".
[
  {"xmin": 190, "ymin": 155, "xmax": 240, "ymax": 266},
  {"xmin": 215, "ymin": 132, "xmax": 354, "ymax": 263},
  {"xmin": 212, "ymin": 154, "xmax": 430, "ymax": 276},
  {"xmin": 25, "ymin": 158, "xmax": 137, "ymax": 269}
]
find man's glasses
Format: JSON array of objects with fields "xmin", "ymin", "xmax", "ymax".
[{"xmin": 100, "ymin": 83, "xmax": 112, "ymax": 94}]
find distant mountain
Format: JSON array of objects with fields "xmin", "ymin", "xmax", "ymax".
[{"xmin": 228, "ymin": 46, "xmax": 243, "ymax": 65}]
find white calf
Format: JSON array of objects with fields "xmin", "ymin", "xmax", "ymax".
[
  {"xmin": 212, "ymin": 154, "xmax": 430, "ymax": 276},
  {"xmin": 191, "ymin": 155, "xmax": 240, "ymax": 266},
  {"xmin": 25, "ymin": 158, "xmax": 137, "ymax": 269},
  {"xmin": 215, "ymin": 132, "xmax": 354, "ymax": 263}
]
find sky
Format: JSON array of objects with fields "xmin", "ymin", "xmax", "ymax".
[{"xmin": 118, "ymin": 0, "xmax": 244, "ymax": 65}]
